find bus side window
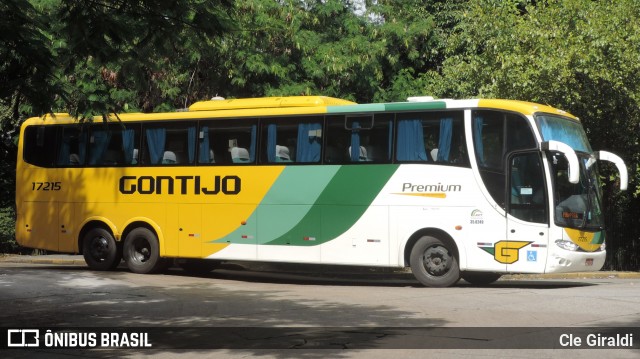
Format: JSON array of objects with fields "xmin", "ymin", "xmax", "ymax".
[
  {"xmin": 508, "ymin": 152, "xmax": 547, "ymax": 223},
  {"xmin": 324, "ymin": 114, "xmax": 392, "ymax": 164},
  {"xmin": 200, "ymin": 119, "xmax": 257, "ymax": 165},
  {"xmin": 57, "ymin": 126, "xmax": 87, "ymax": 167},
  {"xmin": 142, "ymin": 123, "xmax": 195, "ymax": 166},
  {"xmin": 23, "ymin": 125, "xmax": 58, "ymax": 167},
  {"xmin": 85, "ymin": 123, "xmax": 140, "ymax": 166},
  {"xmin": 395, "ymin": 111, "xmax": 466, "ymax": 165},
  {"xmin": 473, "ymin": 110, "xmax": 537, "ymax": 208},
  {"xmin": 261, "ymin": 119, "xmax": 298, "ymax": 163}
]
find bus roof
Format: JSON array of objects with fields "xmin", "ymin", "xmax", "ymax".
[
  {"xmin": 24, "ymin": 96, "xmax": 578, "ymax": 124},
  {"xmin": 188, "ymin": 96, "xmax": 356, "ymax": 111}
]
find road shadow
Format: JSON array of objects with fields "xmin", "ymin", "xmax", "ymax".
[{"xmin": 4, "ymin": 262, "xmax": 600, "ymax": 289}]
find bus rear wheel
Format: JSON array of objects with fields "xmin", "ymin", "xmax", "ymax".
[
  {"xmin": 82, "ymin": 227, "xmax": 122, "ymax": 271},
  {"xmin": 461, "ymin": 271, "xmax": 502, "ymax": 286},
  {"xmin": 123, "ymin": 227, "xmax": 166, "ymax": 274},
  {"xmin": 410, "ymin": 235, "xmax": 460, "ymax": 287}
]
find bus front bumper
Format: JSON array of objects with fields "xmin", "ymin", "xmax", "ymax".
[{"xmin": 545, "ymin": 248, "xmax": 606, "ymax": 273}]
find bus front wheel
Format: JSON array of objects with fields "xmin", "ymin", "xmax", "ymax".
[
  {"xmin": 410, "ymin": 236, "xmax": 460, "ymax": 287},
  {"xmin": 82, "ymin": 227, "xmax": 122, "ymax": 271},
  {"xmin": 123, "ymin": 227, "xmax": 165, "ymax": 274}
]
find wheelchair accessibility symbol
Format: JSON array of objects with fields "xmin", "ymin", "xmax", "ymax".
[{"xmin": 527, "ymin": 251, "xmax": 537, "ymax": 262}]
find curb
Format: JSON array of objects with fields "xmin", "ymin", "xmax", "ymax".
[{"xmin": 0, "ymin": 254, "xmax": 87, "ymax": 266}]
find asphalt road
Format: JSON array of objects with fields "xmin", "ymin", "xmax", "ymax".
[{"xmin": 0, "ymin": 255, "xmax": 639, "ymax": 358}]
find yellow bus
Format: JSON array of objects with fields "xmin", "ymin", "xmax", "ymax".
[{"xmin": 15, "ymin": 96, "xmax": 628, "ymax": 287}]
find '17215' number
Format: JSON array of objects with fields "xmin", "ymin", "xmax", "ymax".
[{"xmin": 31, "ymin": 182, "xmax": 61, "ymax": 191}]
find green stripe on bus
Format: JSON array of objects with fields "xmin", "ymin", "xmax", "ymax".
[
  {"xmin": 264, "ymin": 164, "xmax": 399, "ymax": 246},
  {"xmin": 209, "ymin": 166, "xmax": 340, "ymax": 244},
  {"xmin": 256, "ymin": 166, "xmax": 340, "ymax": 243},
  {"xmin": 383, "ymin": 101, "xmax": 447, "ymax": 112},
  {"xmin": 327, "ymin": 104, "xmax": 386, "ymax": 113}
]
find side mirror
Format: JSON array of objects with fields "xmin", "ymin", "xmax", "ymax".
[{"xmin": 595, "ymin": 151, "xmax": 628, "ymax": 191}]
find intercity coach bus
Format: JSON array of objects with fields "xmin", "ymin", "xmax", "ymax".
[{"xmin": 15, "ymin": 96, "xmax": 628, "ymax": 287}]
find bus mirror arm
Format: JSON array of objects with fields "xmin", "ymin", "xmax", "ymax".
[
  {"xmin": 595, "ymin": 151, "xmax": 628, "ymax": 191},
  {"xmin": 541, "ymin": 141, "xmax": 580, "ymax": 184}
]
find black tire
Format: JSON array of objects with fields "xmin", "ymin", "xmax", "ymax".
[
  {"xmin": 461, "ymin": 271, "xmax": 502, "ymax": 286},
  {"xmin": 123, "ymin": 227, "xmax": 165, "ymax": 274},
  {"xmin": 410, "ymin": 235, "xmax": 460, "ymax": 287},
  {"xmin": 178, "ymin": 259, "xmax": 220, "ymax": 275},
  {"xmin": 82, "ymin": 227, "xmax": 122, "ymax": 271}
]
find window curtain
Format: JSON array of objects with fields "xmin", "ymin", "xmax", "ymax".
[
  {"xmin": 122, "ymin": 129, "xmax": 135, "ymax": 164},
  {"xmin": 437, "ymin": 118, "xmax": 453, "ymax": 162},
  {"xmin": 350, "ymin": 121, "xmax": 361, "ymax": 162},
  {"xmin": 538, "ymin": 116, "xmax": 590, "ymax": 152},
  {"xmin": 296, "ymin": 123, "xmax": 322, "ymax": 162},
  {"xmin": 146, "ymin": 128, "xmax": 166, "ymax": 165},
  {"xmin": 59, "ymin": 130, "xmax": 87, "ymax": 166},
  {"xmin": 187, "ymin": 126, "xmax": 196, "ymax": 164},
  {"xmin": 58, "ymin": 130, "xmax": 72, "ymax": 166},
  {"xmin": 78, "ymin": 132, "xmax": 87, "ymax": 164},
  {"xmin": 473, "ymin": 116, "xmax": 485, "ymax": 166},
  {"xmin": 88, "ymin": 129, "xmax": 111, "ymax": 165},
  {"xmin": 396, "ymin": 119, "xmax": 427, "ymax": 161},
  {"xmin": 267, "ymin": 124, "xmax": 277, "ymax": 162},
  {"xmin": 198, "ymin": 126, "xmax": 210, "ymax": 163}
]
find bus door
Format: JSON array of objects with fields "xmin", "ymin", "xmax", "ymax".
[
  {"xmin": 177, "ymin": 204, "xmax": 202, "ymax": 258},
  {"xmin": 58, "ymin": 202, "xmax": 76, "ymax": 252},
  {"xmin": 505, "ymin": 151, "xmax": 549, "ymax": 273}
]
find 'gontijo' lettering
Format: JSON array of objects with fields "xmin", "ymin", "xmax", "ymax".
[{"xmin": 119, "ymin": 175, "xmax": 241, "ymax": 195}]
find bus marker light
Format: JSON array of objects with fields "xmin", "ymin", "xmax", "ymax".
[
  {"xmin": 304, "ymin": 237, "xmax": 316, "ymax": 241},
  {"xmin": 455, "ymin": 225, "xmax": 462, "ymax": 231},
  {"xmin": 241, "ymin": 221, "xmax": 247, "ymax": 225}
]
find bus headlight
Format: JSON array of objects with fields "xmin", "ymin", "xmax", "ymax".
[
  {"xmin": 600, "ymin": 242, "xmax": 606, "ymax": 251},
  {"xmin": 555, "ymin": 239, "xmax": 580, "ymax": 251}
]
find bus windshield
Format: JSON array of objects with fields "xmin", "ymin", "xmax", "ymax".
[
  {"xmin": 536, "ymin": 114, "xmax": 592, "ymax": 153},
  {"xmin": 547, "ymin": 152, "xmax": 604, "ymax": 230},
  {"xmin": 537, "ymin": 114, "xmax": 603, "ymax": 229}
]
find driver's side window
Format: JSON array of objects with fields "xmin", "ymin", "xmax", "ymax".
[{"xmin": 508, "ymin": 152, "xmax": 548, "ymax": 223}]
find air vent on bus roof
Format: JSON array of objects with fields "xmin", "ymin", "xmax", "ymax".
[
  {"xmin": 407, "ymin": 96, "xmax": 435, "ymax": 102},
  {"xmin": 188, "ymin": 96, "xmax": 356, "ymax": 111}
]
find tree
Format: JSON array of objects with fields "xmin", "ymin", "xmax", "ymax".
[
  {"xmin": 420, "ymin": 0, "xmax": 640, "ymax": 269},
  {"xmin": 0, "ymin": 0, "xmax": 235, "ymax": 252}
]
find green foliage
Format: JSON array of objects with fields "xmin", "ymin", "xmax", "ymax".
[{"xmin": 420, "ymin": 0, "xmax": 640, "ymax": 269}]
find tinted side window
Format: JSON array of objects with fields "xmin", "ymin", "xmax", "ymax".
[
  {"xmin": 57, "ymin": 126, "xmax": 88, "ymax": 166},
  {"xmin": 395, "ymin": 111, "xmax": 467, "ymax": 166},
  {"xmin": 509, "ymin": 152, "xmax": 548, "ymax": 223},
  {"xmin": 197, "ymin": 119, "xmax": 257, "ymax": 165},
  {"xmin": 473, "ymin": 110, "xmax": 537, "ymax": 208},
  {"xmin": 23, "ymin": 125, "xmax": 58, "ymax": 167},
  {"xmin": 86, "ymin": 123, "xmax": 141, "ymax": 166},
  {"xmin": 140, "ymin": 122, "xmax": 196, "ymax": 166},
  {"xmin": 261, "ymin": 116, "xmax": 322, "ymax": 164},
  {"xmin": 324, "ymin": 114, "xmax": 392, "ymax": 164},
  {"xmin": 261, "ymin": 118, "xmax": 308, "ymax": 164}
]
